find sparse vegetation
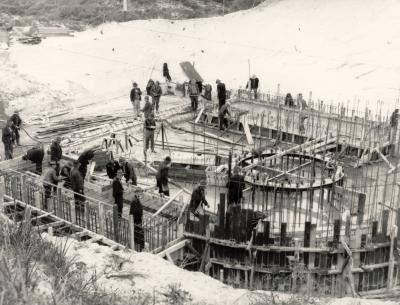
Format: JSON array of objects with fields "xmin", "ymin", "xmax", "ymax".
[{"xmin": 0, "ymin": 0, "xmax": 265, "ymax": 29}]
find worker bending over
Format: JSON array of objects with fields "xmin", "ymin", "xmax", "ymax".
[
  {"xmin": 22, "ymin": 146, "xmax": 44, "ymax": 174},
  {"xmin": 189, "ymin": 180, "xmax": 209, "ymax": 217}
]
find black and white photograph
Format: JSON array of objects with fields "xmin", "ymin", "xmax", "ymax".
[{"xmin": 1, "ymin": 0, "xmax": 400, "ymax": 304}]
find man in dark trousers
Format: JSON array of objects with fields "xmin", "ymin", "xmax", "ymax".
[
  {"xmin": 50, "ymin": 136, "xmax": 62, "ymax": 174},
  {"xmin": 246, "ymin": 75, "xmax": 259, "ymax": 99},
  {"xmin": 226, "ymin": 166, "xmax": 246, "ymax": 205},
  {"xmin": 9, "ymin": 110, "xmax": 22, "ymax": 146},
  {"xmin": 113, "ymin": 169, "xmax": 124, "ymax": 218},
  {"xmin": 130, "ymin": 82, "xmax": 142, "ymax": 119},
  {"xmin": 22, "ymin": 146, "xmax": 44, "ymax": 174},
  {"xmin": 71, "ymin": 160, "xmax": 85, "ymax": 211},
  {"xmin": 218, "ymin": 101, "xmax": 231, "ymax": 131},
  {"xmin": 78, "ymin": 148, "xmax": 95, "ymax": 179},
  {"xmin": 144, "ymin": 113, "xmax": 156, "ymax": 155},
  {"xmin": 141, "ymin": 95, "xmax": 153, "ymax": 119},
  {"xmin": 150, "ymin": 81, "xmax": 162, "ymax": 113},
  {"xmin": 2, "ymin": 120, "xmax": 14, "ymax": 160},
  {"xmin": 188, "ymin": 79, "xmax": 200, "ymax": 112},
  {"xmin": 60, "ymin": 161, "xmax": 73, "ymax": 189},
  {"xmin": 189, "ymin": 180, "xmax": 209, "ymax": 217},
  {"xmin": 216, "ymin": 79, "xmax": 226, "ymax": 110},
  {"xmin": 43, "ymin": 162, "xmax": 62, "ymax": 210},
  {"xmin": 130, "ymin": 189, "xmax": 144, "ymax": 251},
  {"xmin": 119, "ymin": 157, "xmax": 137, "ymax": 185},
  {"xmin": 156, "ymin": 156, "xmax": 172, "ymax": 197}
]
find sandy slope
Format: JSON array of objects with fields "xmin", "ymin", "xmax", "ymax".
[
  {"xmin": 3, "ymin": 0, "xmax": 400, "ymax": 118},
  {"xmin": 42, "ymin": 235, "xmax": 400, "ymax": 305}
]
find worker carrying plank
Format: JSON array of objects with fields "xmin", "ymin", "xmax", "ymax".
[
  {"xmin": 189, "ymin": 180, "xmax": 209, "ymax": 217},
  {"xmin": 22, "ymin": 146, "xmax": 44, "ymax": 175}
]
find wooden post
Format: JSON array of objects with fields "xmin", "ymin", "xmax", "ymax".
[
  {"xmin": 70, "ymin": 198, "xmax": 76, "ymax": 224},
  {"xmin": 388, "ymin": 225, "xmax": 396, "ymax": 290},
  {"xmin": 219, "ymin": 269, "xmax": 224, "ymax": 282},
  {"xmin": 84, "ymin": 200, "xmax": 90, "ymax": 230},
  {"xmin": 113, "ymin": 205, "xmax": 119, "ymax": 243},
  {"xmin": 0, "ymin": 176, "xmax": 4, "ymax": 212},
  {"xmin": 219, "ymin": 193, "xmax": 226, "ymax": 233},
  {"xmin": 129, "ymin": 214, "xmax": 135, "ymax": 250},
  {"xmin": 98, "ymin": 202, "xmax": 105, "ymax": 235},
  {"xmin": 34, "ymin": 191, "xmax": 41, "ymax": 209}
]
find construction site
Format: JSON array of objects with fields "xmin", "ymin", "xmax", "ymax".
[
  {"xmin": 2, "ymin": 62, "xmax": 400, "ymax": 298},
  {"xmin": 2, "ymin": 1, "xmax": 400, "ymax": 303}
]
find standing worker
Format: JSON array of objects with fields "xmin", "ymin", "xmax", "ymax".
[
  {"xmin": 129, "ymin": 189, "xmax": 144, "ymax": 251},
  {"xmin": 202, "ymin": 83, "xmax": 212, "ymax": 101},
  {"xmin": 163, "ymin": 63, "xmax": 172, "ymax": 83},
  {"xmin": 2, "ymin": 120, "xmax": 14, "ymax": 160},
  {"xmin": 49, "ymin": 136, "xmax": 62, "ymax": 174},
  {"xmin": 216, "ymin": 79, "xmax": 226, "ymax": 110},
  {"xmin": 119, "ymin": 157, "xmax": 137, "ymax": 185},
  {"xmin": 144, "ymin": 113, "xmax": 156, "ymax": 155},
  {"xmin": 146, "ymin": 79, "xmax": 155, "ymax": 95},
  {"xmin": 22, "ymin": 146, "xmax": 44, "ymax": 175},
  {"xmin": 141, "ymin": 95, "xmax": 153, "ymax": 119},
  {"xmin": 218, "ymin": 101, "xmax": 231, "ymax": 131},
  {"xmin": 42, "ymin": 162, "xmax": 61, "ymax": 211},
  {"xmin": 60, "ymin": 161, "xmax": 73, "ymax": 189},
  {"xmin": 188, "ymin": 79, "xmax": 200, "ymax": 112},
  {"xmin": 9, "ymin": 110, "xmax": 22, "ymax": 146},
  {"xmin": 113, "ymin": 169, "xmax": 124, "ymax": 218},
  {"xmin": 130, "ymin": 82, "xmax": 142, "ymax": 119},
  {"xmin": 246, "ymin": 75, "xmax": 259, "ymax": 99},
  {"xmin": 78, "ymin": 148, "xmax": 95, "ymax": 179},
  {"xmin": 156, "ymin": 156, "xmax": 172, "ymax": 197},
  {"xmin": 151, "ymin": 81, "xmax": 162, "ymax": 113},
  {"xmin": 226, "ymin": 166, "xmax": 245, "ymax": 206},
  {"xmin": 189, "ymin": 180, "xmax": 209, "ymax": 217},
  {"xmin": 70, "ymin": 160, "xmax": 85, "ymax": 211}
]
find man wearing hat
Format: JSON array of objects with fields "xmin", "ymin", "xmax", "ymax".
[
  {"xmin": 22, "ymin": 145, "xmax": 44, "ymax": 175},
  {"xmin": 49, "ymin": 136, "xmax": 63, "ymax": 175},
  {"xmin": 119, "ymin": 157, "xmax": 137, "ymax": 185},
  {"xmin": 189, "ymin": 180, "xmax": 209, "ymax": 217},
  {"xmin": 9, "ymin": 109, "xmax": 22, "ymax": 146},
  {"xmin": 130, "ymin": 82, "xmax": 142, "ymax": 119},
  {"xmin": 246, "ymin": 75, "xmax": 259, "ymax": 99},
  {"xmin": 216, "ymin": 79, "xmax": 226, "ymax": 111}
]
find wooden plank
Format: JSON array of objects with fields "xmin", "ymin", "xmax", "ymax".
[
  {"xmin": 239, "ymin": 115, "xmax": 254, "ymax": 145},
  {"xmin": 179, "ymin": 61, "xmax": 204, "ymax": 82},
  {"xmin": 195, "ymin": 108, "xmax": 205, "ymax": 123},
  {"xmin": 153, "ymin": 189, "xmax": 184, "ymax": 217},
  {"xmin": 157, "ymin": 239, "xmax": 188, "ymax": 258}
]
